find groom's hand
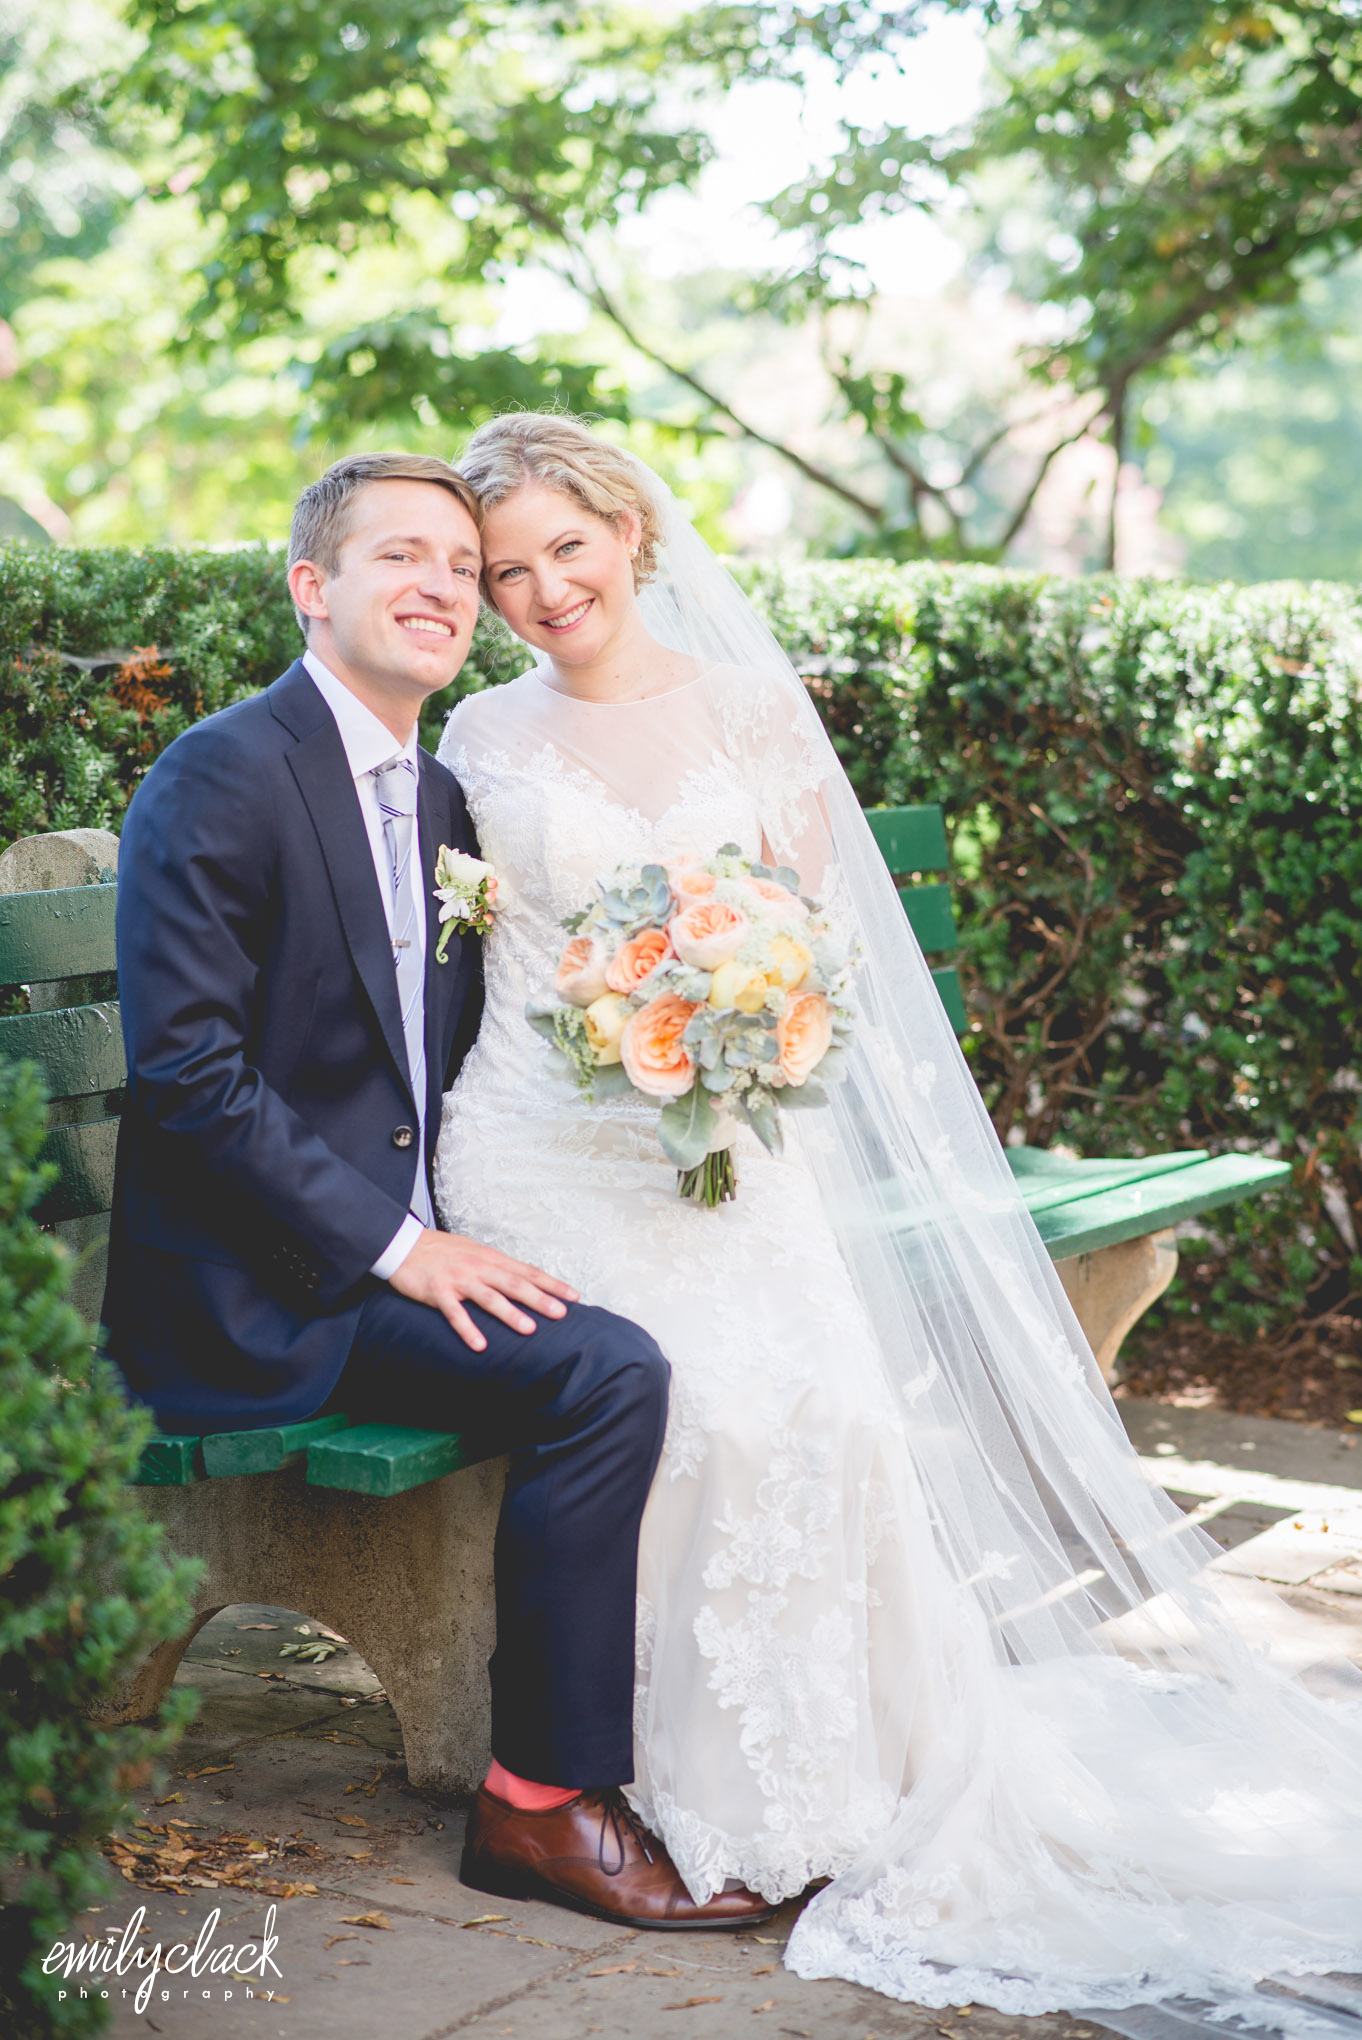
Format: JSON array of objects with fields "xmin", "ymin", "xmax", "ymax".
[{"xmin": 387, "ymin": 1229, "xmax": 579, "ymax": 1352}]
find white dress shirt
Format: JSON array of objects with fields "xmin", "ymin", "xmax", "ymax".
[{"xmin": 303, "ymin": 649, "xmax": 428, "ymax": 1280}]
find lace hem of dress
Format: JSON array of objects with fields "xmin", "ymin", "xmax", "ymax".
[
  {"xmin": 784, "ymin": 1905, "xmax": 1362, "ymax": 2025},
  {"xmin": 630, "ymin": 1779, "xmax": 899, "ymax": 1909}
]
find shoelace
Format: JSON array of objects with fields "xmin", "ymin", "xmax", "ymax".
[{"xmin": 595, "ymin": 1787, "xmax": 655, "ymax": 1877}]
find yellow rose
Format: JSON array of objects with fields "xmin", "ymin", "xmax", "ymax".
[
  {"xmin": 709, "ymin": 960, "xmax": 768, "ymax": 1014},
  {"xmin": 763, "ymin": 933, "xmax": 812, "ymax": 990},
  {"xmin": 584, "ymin": 992, "xmax": 630, "ymax": 1064}
]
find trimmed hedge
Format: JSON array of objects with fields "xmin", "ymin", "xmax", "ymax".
[
  {"xmin": 2, "ymin": 543, "xmax": 1358, "ymax": 1341},
  {"xmin": 0, "ymin": 1063, "xmax": 200, "ymax": 2038}
]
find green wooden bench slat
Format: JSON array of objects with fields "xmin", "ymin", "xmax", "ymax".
[
  {"xmin": 866, "ymin": 805, "xmax": 950, "ymax": 873},
  {"xmin": 899, "ymin": 882, "xmax": 958, "ymax": 955},
  {"xmin": 306, "ymin": 1421, "xmax": 472, "ymax": 1497},
  {"xmin": 931, "ymin": 965, "xmax": 967, "ymax": 1032},
  {"xmin": 1031, "ymin": 1154, "xmax": 1292, "ymax": 1261},
  {"xmin": 0, "ymin": 884, "xmax": 118, "ymax": 983},
  {"xmin": 132, "ymin": 1432, "xmax": 204, "ymax": 1485},
  {"xmin": 201, "ymin": 1411, "xmax": 353, "ymax": 1478},
  {"xmin": 1007, "ymin": 1146, "xmax": 1212, "ymax": 1214},
  {"xmin": 0, "ymin": 1001, "xmax": 125, "ymax": 1099},
  {"xmin": 34, "ymin": 1117, "xmax": 119, "ymax": 1223}
]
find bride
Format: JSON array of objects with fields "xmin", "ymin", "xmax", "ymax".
[{"xmin": 433, "ymin": 411, "xmax": 1362, "ymax": 2024}]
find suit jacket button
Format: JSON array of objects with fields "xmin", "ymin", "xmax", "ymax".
[{"xmin": 392, "ymin": 1125, "xmax": 415, "ymax": 1150}]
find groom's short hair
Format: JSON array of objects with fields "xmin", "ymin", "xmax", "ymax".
[{"xmin": 288, "ymin": 452, "xmax": 482, "ymax": 633}]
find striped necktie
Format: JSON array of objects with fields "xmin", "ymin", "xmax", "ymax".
[{"xmin": 370, "ymin": 755, "xmax": 434, "ymax": 1227}]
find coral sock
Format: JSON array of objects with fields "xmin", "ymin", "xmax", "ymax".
[{"xmin": 484, "ymin": 1758, "xmax": 580, "ymax": 1811}]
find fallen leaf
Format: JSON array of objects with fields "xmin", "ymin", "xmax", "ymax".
[
  {"xmin": 645, "ymin": 1966, "xmax": 682, "ymax": 1977},
  {"xmin": 752, "ymin": 1966, "xmax": 776, "ymax": 1976},
  {"xmin": 345, "ymin": 1772, "xmax": 383, "ymax": 1797},
  {"xmin": 323, "ymin": 1935, "xmax": 359, "ymax": 1951},
  {"xmin": 1348, "ymin": 1410, "xmax": 1362, "ymax": 1424},
  {"xmin": 662, "ymin": 2000, "xmax": 723, "ymax": 2011},
  {"xmin": 334, "ymin": 1959, "xmax": 370, "ymax": 1968},
  {"xmin": 154, "ymin": 1793, "xmax": 185, "ymax": 1807},
  {"xmin": 339, "ymin": 1912, "xmax": 392, "ymax": 1931},
  {"xmin": 462, "ymin": 1913, "xmax": 509, "ymax": 1927},
  {"xmin": 183, "ymin": 1764, "xmax": 234, "ymax": 1780},
  {"xmin": 333, "ymin": 1814, "xmax": 368, "ymax": 1828},
  {"xmin": 585, "ymin": 1962, "xmax": 637, "ymax": 1975},
  {"xmin": 388, "ymin": 1878, "xmax": 417, "ymax": 1886},
  {"xmin": 752, "ymin": 1936, "xmax": 781, "ymax": 1945},
  {"xmin": 753, "ymin": 2002, "xmax": 775, "ymax": 2014},
  {"xmin": 236, "ymin": 1623, "xmax": 280, "ymax": 1631}
]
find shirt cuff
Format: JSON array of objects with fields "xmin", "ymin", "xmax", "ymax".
[{"xmin": 371, "ymin": 1212, "xmax": 426, "ymax": 1282}]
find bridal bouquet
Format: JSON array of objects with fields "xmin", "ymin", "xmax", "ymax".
[{"xmin": 528, "ymin": 844, "xmax": 856, "ymax": 1206}]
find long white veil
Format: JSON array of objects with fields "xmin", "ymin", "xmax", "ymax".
[{"xmin": 602, "ymin": 463, "xmax": 1362, "ymax": 2026}]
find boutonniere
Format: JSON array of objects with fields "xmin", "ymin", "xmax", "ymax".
[{"xmin": 433, "ymin": 845, "xmax": 498, "ymax": 960}]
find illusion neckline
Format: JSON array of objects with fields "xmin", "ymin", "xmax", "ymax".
[{"xmin": 529, "ymin": 660, "xmax": 716, "ymax": 707}]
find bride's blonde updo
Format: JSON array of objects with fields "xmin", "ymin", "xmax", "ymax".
[{"xmin": 457, "ymin": 412, "xmax": 663, "ymax": 588}]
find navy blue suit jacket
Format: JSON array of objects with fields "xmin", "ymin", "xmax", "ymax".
[{"xmin": 102, "ymin": 660, "xmax": 484, "ymax": 1431}]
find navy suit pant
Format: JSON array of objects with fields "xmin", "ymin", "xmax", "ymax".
[{"xmin": 330, "ymin": 1290, "xmax": 669, "ymax": 1788}]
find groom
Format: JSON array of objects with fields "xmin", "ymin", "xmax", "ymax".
[{"xmin": 103, "ymin": 451, "xmax": 769, "ymax": 1929}]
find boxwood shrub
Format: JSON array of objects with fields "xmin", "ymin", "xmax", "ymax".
[
  {"xmin": 0, "ymin": 1062, "xmax": 199, "ymax": 2038},
  {"xmin": 2, "ymin": 542, "xmax": 1358, "ymax": 1342}
]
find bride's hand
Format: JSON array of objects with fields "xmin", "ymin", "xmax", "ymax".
[{"xmin": 388, "ymin": 1229, "xmax": 579, "ymax": 1352}]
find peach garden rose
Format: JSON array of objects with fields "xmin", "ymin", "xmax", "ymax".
[
  {"xmin": 621, "ymin": 992, "xmax": 700, "ymax": 1099},
  {"xmin": 555, "ymin": 934, "xmax": 611, "ymax": 1007},
  {"xmin": 605, "ymin": 926, "xmax": 673, "ymax": 994},
  {"xmin": 669, "ymin": 900, "xmax": 749, "ymax": 971},
  {"xmin": 777, "ymin": 991, "xmax": 834, "ymax": 1086}
]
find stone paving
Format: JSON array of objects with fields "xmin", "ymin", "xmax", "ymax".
[{"xmin": 63, "ymin": 1399, "xmax": 1362, "ymax": 2040}]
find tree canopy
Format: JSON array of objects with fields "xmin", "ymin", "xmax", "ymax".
[{"xmin": 7, "ymin": 0, "xmax": 1362, "ymax": 567}]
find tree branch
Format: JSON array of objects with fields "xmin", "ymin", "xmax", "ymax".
[
  {"xmin": 460, "ymin": 150, "xmax": 889, "ymax": 527},
  {"xmin": 993, "ymin": 402, "xmax": 1106, "ymax": 556}
]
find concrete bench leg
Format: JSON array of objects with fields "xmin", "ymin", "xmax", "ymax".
[
  {"xmin": 108, "ymin": 1456, "xmax": 507, "ymax": 1794},
  {"xmin": 1056, "ymin": 1228, "xmax": 1177, "ymax": 1383}
]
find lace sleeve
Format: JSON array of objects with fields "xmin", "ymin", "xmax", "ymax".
[{"xmin": 708, "ymin": 664, "xmax": 835, "ymax": 889}]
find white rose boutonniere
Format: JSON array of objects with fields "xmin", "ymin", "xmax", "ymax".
[{"xmin": 433, "ymin": 845, "xmax": 498, "ymax": 961}]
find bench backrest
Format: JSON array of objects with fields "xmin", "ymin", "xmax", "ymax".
[
  {"xmin": 863, "ymin": 805, "xmax": 967, "ymax": 1031},
  {"xmin": 0, "ymin": 883, "xmax": 122, "ymax": 1225}
]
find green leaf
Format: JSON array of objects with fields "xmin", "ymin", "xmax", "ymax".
[
  {"xmin": 739, "ymin": 1086, "xmax": 784, "ymax": 1156},
  {"xmin": 658, "ymin": 1080, "xmax": 717, "ymax": 1170}
]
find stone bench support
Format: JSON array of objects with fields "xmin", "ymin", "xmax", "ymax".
[
  {"xmin": 108, "ymin": 1457, "xmax": 507, "ymax": 1794},
  {"xmin": 1055, "ymin": 1228, "xmax": 1178, "ymax": 1383}
]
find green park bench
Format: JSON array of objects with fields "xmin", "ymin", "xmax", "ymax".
[
  {"xmin": 0, "ymin": 814, "xmax": 1290, "ymax": 1789},
  {"xmin": 866, "ymin": 804, "xmax": 1289, "ymax": 1376}
]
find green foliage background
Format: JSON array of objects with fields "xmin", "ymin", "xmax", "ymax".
[
  {"xmin": 3, "ymin": 542, "xmax": 1357, "ymax": 1344},
  {"xmin": 0, "ymin": 1060, "xmax": 200, "ymax": 2039}
]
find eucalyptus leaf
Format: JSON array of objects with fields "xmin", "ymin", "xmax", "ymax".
[
  {"xmin": 658, "ymin": 1080, "xmax": 717, "ymax": 1170},
  {"xmin": 774, "ymin": 1079, "xmax": 828, "ymax": 1110},
  {"xmin": 740, "ymin": 1087, "xmax": 784, "ymax": 1156},
  {"xmin": 589, "ymin": 1061, "xmax": 634, "ymax": 1098}
]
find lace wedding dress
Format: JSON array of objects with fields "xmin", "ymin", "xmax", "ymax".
[
  {"xmin": 433, "ymin": 470, "xmax": 1362, "ymax": 2029},
  {"xmin": 436, "ymin": 665, "xmax": 941, "ymax": 1904}
]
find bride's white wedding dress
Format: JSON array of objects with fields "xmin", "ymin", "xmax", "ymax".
[
  {"xmin": 431, "ymin": 471, "xmax": 1362, "ymax": 2027},
  {"xmin": 435, "ymin": 665, "xmax": 940, "ymax": 1904}
]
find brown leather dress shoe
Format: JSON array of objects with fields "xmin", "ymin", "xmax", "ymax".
[{"xmin": 460, "ymin": 1785, "xmax": 777, "ymax": 1930}]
